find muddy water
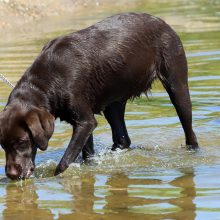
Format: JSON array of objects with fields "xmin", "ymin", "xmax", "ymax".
[{"xmin": 0, "ymin": 0, "xmax": 220, "ymax": 219}]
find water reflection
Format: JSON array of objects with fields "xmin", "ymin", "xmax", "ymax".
[
  {"xmin": 2, "ymin": 166, "xmax": 220, "ymax": 220},
  {"xmin": 168, "ymin": 169, "xmax": 196, "ymax": 220},
  {"xmin": 59, "ymin": 175, "xmax": 97, "ymax": 220},
  {"xmin": 36, "ymin": 169, "xmax": 196, "ymax": 220},
  {"xmin": 3, "ymin": 181, "xmax": 53, "ymax": 220},
  {"xmin": 0, "ymin": 0, "xmax": 220, "ymax": 218}
]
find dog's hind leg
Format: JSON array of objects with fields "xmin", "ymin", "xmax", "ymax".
[
  {"xmin": 159, "ymin": 44, "xmax": 198, "ymax": 149},
  {"xmin": 104, "ymin": 101, "xmax": 131, "ymax": 151}
]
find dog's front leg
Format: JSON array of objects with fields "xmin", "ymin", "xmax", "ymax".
[{"xmin": 55, "ymin": 110, "xmax": 97, "ymax": 176}]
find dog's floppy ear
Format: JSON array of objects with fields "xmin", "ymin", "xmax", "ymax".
[{"xmin": 25, "ymin": 108, "xmax": 55, "ymax": 151}]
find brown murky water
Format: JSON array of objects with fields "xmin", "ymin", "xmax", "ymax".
[{"xmin": 0, "ymin": 0, "xmax": 220, "ymax": 219}]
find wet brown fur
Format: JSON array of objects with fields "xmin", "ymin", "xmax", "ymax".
[{"xmin": 0, "ymin": 13, "xmax": 198, "ymax": 179}]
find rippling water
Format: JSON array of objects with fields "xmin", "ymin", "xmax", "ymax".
[{"xmin": 0, "ymin": 0, "xmax": 220, "ymax": 219}]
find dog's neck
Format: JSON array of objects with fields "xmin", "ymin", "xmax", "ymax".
[{"xmin": 6, "ymin": 82, "xmax": 51, "ymax": 113}]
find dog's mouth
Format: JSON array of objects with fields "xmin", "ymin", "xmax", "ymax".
[
  {"xmin": 21, "ymin": 167, "xmax": 35, "ymax": 180},
  {"xmin": 6, "ymin": 163, "xmax": 35, "ymax": 180}
]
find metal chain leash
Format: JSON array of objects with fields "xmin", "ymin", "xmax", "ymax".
[{"xmin": 0, "ymin": 73, "xmax": 15, "ymax": 89}]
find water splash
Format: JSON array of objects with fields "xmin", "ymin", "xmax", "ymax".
[{"xmin": 33, "ymin": 141, "xmax": 219, "ymax": 179}]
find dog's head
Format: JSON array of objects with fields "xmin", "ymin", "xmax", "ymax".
[{"xmin": 0, "ymin": 105, "xmax": 55, "ymax": 180}]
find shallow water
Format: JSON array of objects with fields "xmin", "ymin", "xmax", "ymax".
[{"xmin": 0, "ymin": 0, "xmax": 220, "ymax": 219}]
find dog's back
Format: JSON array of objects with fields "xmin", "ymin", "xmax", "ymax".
[
  {"xmin": 9, "ymin": 13, "xmax": 185, "ymax": 118},
  {"xmin": 1, "ymin": 13, "xmax": 198, "ymax": 179}
]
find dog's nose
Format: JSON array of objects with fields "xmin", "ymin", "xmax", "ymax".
[{"xmin": 6, "ymin": 164, "xmax": 21, "ymax": 180}]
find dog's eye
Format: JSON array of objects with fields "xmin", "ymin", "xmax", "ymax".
[
  {"xmin": 16, "ymin": 145, "xmax": 29, "ymax": 153},
  {"xmin": 16, "ymin": 139, "xmax": 30, "ymax": 149},
  {"xmin": 18, "ymin": 139, "xmax": 29, "ymax": 144},
  {"xmin": 18, "ymin": 140, "xmax": 25, "ymax": 144}
]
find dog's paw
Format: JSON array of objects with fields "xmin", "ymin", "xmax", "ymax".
[
  {"xmin": 111, "ymin": 136, "xmax": 131, "ymax": 151},
  {"xmin": 185, "ymin": 144, "xmax": 199, "ymax": 151},
  {"xmin": 83, "ymin": 157, "xmax": 97, "ymax": 166},
  {"xmin": 111, "ymin": 143, "xmax": 129, "ymax": 151},
  {"xmin": 54, "ymin": 162, "xmax": 69, "ymax": 176}
]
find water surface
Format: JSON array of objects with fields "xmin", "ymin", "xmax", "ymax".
[{"xmin": 0, "ymin": 0, "xmax": 220, "ymax": 219}]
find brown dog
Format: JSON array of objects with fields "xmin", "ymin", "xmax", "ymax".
[{"xmin": 0, "ymin": 13, "xmax": 198, "ymax": 180}]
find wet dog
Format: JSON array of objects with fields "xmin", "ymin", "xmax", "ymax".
[{"xmin": 0, "ymin": 13, "xmax": 198, "ymax": 180}]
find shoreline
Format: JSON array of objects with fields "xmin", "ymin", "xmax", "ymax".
[
  {"xmin": 1, "ymin": 0, "xmax": 219, "ymax": 42},
  {"xmin": 0, "ymin": 0, "xmax": 101, "ymax": 35}
]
